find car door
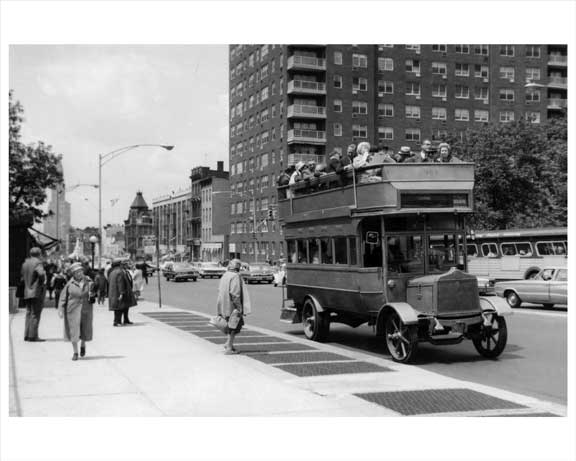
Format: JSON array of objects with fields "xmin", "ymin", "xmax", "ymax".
[
  {"xmin": 549, "ymin": 269, "xmax": 567, "ymax": 304},
  {"xmin": 523, "ymin": 270, "xmax": 552, "ymax": 304}
]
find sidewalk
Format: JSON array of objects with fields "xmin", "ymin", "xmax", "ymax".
[{"xmin": 9, "ymin": 301, "xmax": 567, "ymax": 417}]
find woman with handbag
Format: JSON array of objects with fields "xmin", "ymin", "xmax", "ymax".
[{"xmin": 58, "ymin": 262, "xmax": 96, "ymax": 361}]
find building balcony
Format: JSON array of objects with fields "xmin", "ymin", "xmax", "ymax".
[
  {"xmin": 287, "ymin": 129, "xmax": 326, "ymax": 144},
  {"xmin": 287, "ymin": 55, "xmax": 326, "ymax": 71},
  {"xmin": 547, "ymin": 98, "xmax": 567, "ymax": 110},
  {"xmin": 548, "ymin": 76, "xmax": 567, "ymax": 89},
  {"xmin": 287, "ymin": 104, "xmax": 326, "ymax": 119},
  {"xmin": 287, "ymin": 80, "xmax": 326, "ymax": 95},
  {"xmin": 287, "ymin": 153, "xmax": 325, "ymax": 166},
  {"xmin": 548, "ymin": 55, "xmax": 567, "ymax": 66}
]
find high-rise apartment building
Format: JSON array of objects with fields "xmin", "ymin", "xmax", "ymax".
[{"xmin": 228, "ymin": 44, "xmax": 568, "ymax": 262}]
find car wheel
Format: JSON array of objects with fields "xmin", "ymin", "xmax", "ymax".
[
  {"xmin": 505, "ymin": 291, "xmax": 522, "ymax": 308},
  {"xmin": 473, "ymin": 314, "xmax": 508, "ymax": 359},
  {"xmin": 302, "ymin": 299, "xmax": 330, "ymax": 342},
  {"xmin": 193, "ymin": 277, "xmax": 197, "ymax": 282},
  {"xmin": 543, "ymin": 303, "xmax": 554, "ymax": 309},
  {"xmin": 384, "ymin": 311, "xmax": 418, "ymax": 364}
]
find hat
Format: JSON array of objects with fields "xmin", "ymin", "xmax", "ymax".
[
  {"xmin": 228, "ymin": 259, "xmax": 242, "ymax": 271},
  {"xmin": 356, "ymin": 142, "xmax": 371, "ymax": 155},
  {"xmin": 347, "ymin": 144, "xmax": 356, "ymax": 153},
  {"xmin": 295, "ymin": 161, "xmax": 305, "ymax": 171},
  {"xmin": 438, "ymin": 142, "xmax": 450, "ymax": 151},
  {"xmin": 69, "ymin": 262, "xmax": 83, "ymax": 274},
  {"xmin": 399, "ymin": 146, "xmax": 411, "ymax": 154}
]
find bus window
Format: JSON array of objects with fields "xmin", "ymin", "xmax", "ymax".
[
  {"xmin": 387, "ymin": 235, "xmax": 423, "ymax": 274},
  {"xmin": 297, "ymin": 239, "xmax": 308, "ymax": 263},
  {"xmin": 501, "ymin": 243, "xmax": 517, "ymax": 256},
  {"xmin": 349, "ymin": 237, "xmax": 358, "ymax": 266},
  {"xmin": 517, "ymin": 242, "xmax": 533, "ymax": 257},
  {"xmin": 536, "ymin": 242, "xmax": 552, "ymax": 256},
  {"xmin": 363, "ymin": 239, "xmax": 382, "ymax": 267},
  {"xmin": 309, "ymin": 238, "xmax": 320, "ymax": 264},
  {"xmin": 467, "ymin": 244, "xmax": 478, "ymax": 256},
  {"xmin": 334, "ymin": 237, "xmax": 348, "ymax": 264},
  {"xmin": 553, "ymin": 242, "xmax": 567, "ymax": 256},
  {"xmin": 288, "ymin": 240, "xmax": 297, "ymax": 263},
  {"xmin": 428, "ymin": 234, "xmax": 459, "ymax": 273},
  {"xmin": 320, "ymin": 238, "xmax": 333, "ymax": 264},
  {"xmin": 481, "ymin": 243, "xmax": 498, "ymax": 257}
]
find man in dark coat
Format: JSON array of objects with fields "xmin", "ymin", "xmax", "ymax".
[
  {"xmin": 21, "ymin": 247, "xmax": 47, "ymax": 341},
  {"xmin": 107, "ymin": 258, "xmax": 137, "ymax": 326},
  {"xmin": 405, "ymin": 139, "xmax": 435, "ymax": 163}
]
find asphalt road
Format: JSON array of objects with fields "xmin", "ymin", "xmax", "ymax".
[{"xmin": 141, "ymin": 274, "xmax": 567, "ymax": 406}]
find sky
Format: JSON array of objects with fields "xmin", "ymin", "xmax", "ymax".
[{"xmin": 9, "ymin": 45, "xmax": 229, "ymax": 229}]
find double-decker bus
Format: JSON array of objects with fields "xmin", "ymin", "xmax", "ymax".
[
  {"xmin": 464, "ymin": 228, "xmax": 567, "ymax": 281},
  {"xmin": 277, "ymin": 162, "xmax": 512, "ymax": 363}
]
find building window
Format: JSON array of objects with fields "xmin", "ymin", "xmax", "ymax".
[
  {"xmin": 260, "ymin": 64, "xmax": 268, "ymax": 80},
  {"xmin": 500, "ymin": 45, "xmax": 515, "ymax": 57},
  {"xmin": 525, "ymin": 90, "xmax": 541, "ymax": 103},
  {"xmin": 454, "ymin": 109, "xmax": 470, "ymax": 121},
  {"xmin": 433, "ymin": 129, "xmax": 448, "ymax": 141},
  {"xmin": 455, "ymin": 85, "xmax": 469, "ymax": 99},
  {"xmin": 261, "ymin": 152, "xmax": 269, "ymax": 168},
  {"xmin": 352, "ymin": 101, "xmax": 368, "ymax": 116},
  {"xmin": 432, "ymin": 62, "xmax": 447, "ymax": 75},
  {"xmin": 455, "ymin": 44, "xmax": 470, "ymax": 54},
  {"xmin": 378, "ymin": 103, "xmax": 394, "ymax": 118},
  {"xmin": 474, "ymin": 64, "xmax": 489, "ymax": 79},
  {"xmin": 474, "ymin": 87, "xmax": 489, "ymax": 100},
  {"xmin": 333, "ymin": 99, "xmax": 342, "ymax": 112},
  {"xmin": 352, "ymin": 124, "xmax": 368, "ymax": 138},
  {"xmin": 431, "ymin": 107, "xmax": 447, "ymax": 120},
  {"xmin": 377, "ymin": 80, "xmax": 394, "ymax": 94},
  {"xmin": 474, "ymin": 110, "xmax": 489, "ymax": 122},
  {"xmin": 378, "ymin": 57, "xmax": 394, "ymax": 71},
  {"xmin": 474, "ymin": 45, "xmax": 489, "ymax": 56},
  {"xmin": 261, "ymin": 86, "xmax": 269, "ymax": 101},
  {"xmin": 455, "ymin": 63, "xmax": 470, "ymax": 77},
  {"xmin": 334, "ymin": 123, "xmax": 342, "ymax": 137},
  {"xmin": 405, "ymin": 105, "xmax": 421, "ymax": 119},
  {"xmin": 405, "ymin": 128, "xmax": 421, "ymax": 141},
  {"xmin": 352, "ymin": 53, "xmax": 368, "ymax": 68},
  {"xmin": 499, "ymin": 88, "xmax": 515, "ymax": 101},
  {"xmin": 432, "ymin": 84, "xmax": 447, "ymax": 98},
  {"xmin": 406, "ymin": 82, "xmax": 421, "ymax": 96},
  {"xmin": 334, "ymin": 51, "xmax": 343, "ymax": 65},
  {"xmin": 525, "ymin": 67, "xmax": 541, "ymax": 82},
  {"xmin": 353, "ymin": 77, "xmax": 368, "ymax": 91},
  {"xmin": 334, "ymin": 74, "xmax": 342, "ymax": 88},
  {"xmin": 405, "ymin": 59, "xmax": 420, "ymax": 73},
  {"xmin": 499, "ymin": 66, "xmax": 515, "ymax": 80},
  {"xmin": 261, "ymin": 44, "xmax": 269, "ymax": 58},
  {"xmin": 378, "ymin": 127, "xmax": 394, "ymax": 141},
  {"xmin": 525, "ymin": 112, "xmax": 541, "ymax": 123},
  {"xmin": 499, "ymin": 110, "xmax": 515, "ymax": 122},
  {"xmin": 405, "ymin": 44, "xmax": 420, "ymax": 52},
  {"xmin": 432, "ymin": 44, "xmax": 447, "ymax": 52},
  {"xmin": 525, "ymin": 45, "xmax": 541, "ymax": 58}
]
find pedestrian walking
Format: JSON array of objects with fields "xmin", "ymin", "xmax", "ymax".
[
  {"xmin": 141, "ymin": 263, "xmax": 149, "ymax": 285},
  {"xmin": 93, "ymin": 269, "xmax": 108, "ymax": 305},
  {"xmin": 132, "ymin": 264, "xmax": 144, "ymax": 300},
  {"xmin": 216, "ymin": 258, "xmax": 251, "ymax": 354},
  {"xmin": 21, "ymin": 247, "xmax": 47, "ymax": 342},
  {"xmin": 107, "ymin": 258, "xmax": 137, "ymax": 326},
  {"xmin": 51, "ymin": 269, "xmax": 67, "ymax": 308},
  {"xmin": 58, "ymin": 262, "xmax": 96, "ymax": 361}
]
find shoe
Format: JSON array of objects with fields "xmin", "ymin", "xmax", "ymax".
[
  {"xmin": 224, "ymin": 348, "xmax": 239, "ymax": 355},
  {"xmin": 80, "ymin": 346, "xmax": 86, "ymax": 357},
  {"xmin": 113, "ymin": 322, "xmax": 121, "ymax": 327},
  {"xmin": 72, "ymin": 353, "xmax": 78, "ymax": 361},
  {"xmin": 123, "ymin": 320, "xmax": 133, "ymax": 325},
  {"xmin": 29, "ymin": 338, "xmax": 46, "ymax": 342}
]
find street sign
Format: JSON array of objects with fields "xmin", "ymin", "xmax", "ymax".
[{"xmin": 144, "ymin": 245, "xmax": 156, "ymax": 255}]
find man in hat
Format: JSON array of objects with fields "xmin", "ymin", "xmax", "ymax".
[
  {"xmin": 107, "ymin": 258, "xmax": 136, "ymax": 326},
  {"xmin": 405, "ymin": 139, "xmax": 434, "ymax": 163},
  {"xmin": 21, "ymin": 247, "xmax": 47, "ymax": 341},
  {"xmin": 394, "ymin": 146, "xmax": 412, "ymax": 163}
]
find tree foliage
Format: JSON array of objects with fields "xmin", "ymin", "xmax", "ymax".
[
  {"xmin": 9, "ymin": 90, "xmax": 63, "ymax": 225},
  {"xmin": 446, "ymin": 113, "xmax": 567, "ymax": 230}
]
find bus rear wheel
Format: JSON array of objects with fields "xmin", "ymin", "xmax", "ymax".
[
  {"xmin": 302, "ymin": 299, "xmax": 329, "ymax": 342},
  {"xmin": 384, "ymin": 312, "xmax": 418, "ymax": 364},
  {"xmin": 473, "ymin": 315, "xmax": 507, "ymax": 359}
]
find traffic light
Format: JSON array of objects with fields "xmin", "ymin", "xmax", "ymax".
[{"xmin": 267, "ymin": 208, "xmax": 274, "ymax": 220}]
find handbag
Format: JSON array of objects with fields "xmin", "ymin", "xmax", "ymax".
[
  {"xmin": 227, "ymin": 309, "xmax": 242, "ymax": 330},
  {"xmin": 209, "ymin": 315, "xmax": 228, "ymax": 334}
]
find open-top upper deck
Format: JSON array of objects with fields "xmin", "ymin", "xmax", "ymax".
[{"xmin": 278, "ymin": 163, "xmax": 475, "ymax": 224}]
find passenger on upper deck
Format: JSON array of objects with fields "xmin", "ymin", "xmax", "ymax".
[
  {"xmin": 346, "ymin": 143, "xmax": 357, "ymax": 164},
  {"xmin": 436, "ymin": 142, "xmax": 462, "ymax": 163},
  {"xmin": 394, "ymin": 146, "xmax": 412, "ymax": 163},
  {"xmin": 276, "ymin": 166, "xmax": 293, "ymax": 187},
  {"xmin": 289, "ymin": 161, "xmax": 306, "ymax": 185},
  {"xmin": 377, "ymin": 144, "xmax": 396, "ymax": 164},
  {"xmin": 327, "ymin": 149, "xmax": 350, "ymax": 174},
  {"xmin": 405, "ymin": 139, "xmax": 435, "ymax": 163},
  {"xmin": 354, "ymin": 142, "xmax": 383, "ymax": 183}
]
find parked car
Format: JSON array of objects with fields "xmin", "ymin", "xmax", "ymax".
[
  {"xmin": 161, "ymin": 261, "xmax": 174, "ymax": 277},
  {"xmin": 476, "ymin": 276, "xmax": 495, "ymax": 296},
  {"xmin": 494, "ymin": 267, "xmax": 567, "ymax": 308},
  {"xmin": 164, "ymin": 262, "xmax": 199, "ymax": 282},
  {"xmin": 241, "ymin": 263, "xmax": 275, "ymax": 284},
  {"xmin": 198, "ymin": 262, "xmax": 226, "ymax": 279}
]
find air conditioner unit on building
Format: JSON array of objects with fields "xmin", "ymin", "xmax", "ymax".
[
  {"xmin": 510, "ymin": 78, "xmax": 515, "ymax": 83},
  {"xmin": 442, "ymin": 97, "xmax": 447, "ymax": 102},
  {"xmin": 483, "ymin": 78, "xmax": 489, "ymax": 83},
  {"xmin": 442, "ymin": 74, "xmax": 447, "ymax": 79},
  {"xmin": 415, "ymin": 73, "xmax": 421, "ymax": 77},
  {"xmin": 352, "ymin": 90, "xmax": 358, "ymax": 94},
  {"xmin": 378, "ymin": 46, "xmax": 384, "ymax": 51},
  {"xmin": 483, "ymin": 99, "xmax": 489, "ymax": 104},
  {"xmin": 416, "ymin": 95, "xmax": 421, "ymax": 100},
  {"xmin": 378, "ymin": 92, "xmax": 384, "ymax": 97}
]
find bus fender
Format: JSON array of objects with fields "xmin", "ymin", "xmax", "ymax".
[
  {"xmin": 303, "ymin": 294, "xmax": 325, "ymax": 313},
  {"xmin": 479, "ymin": 296, "xmax": 513, "ymax": 317},
  {"xmin": 376, "ymin": 303, "xmax": 419, "ymax": 336}
]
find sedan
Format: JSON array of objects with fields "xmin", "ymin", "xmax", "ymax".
[
  {"xmin": 494, "ymin": 267, "xmax": 567, "ymax": 308},
  {"xmin": 165, "ymin": 262, "xmax": 199, "ymax": 282},
  {"xmin": 198, "ymin": 262, "xmax": 226, "ymax": 279},
  {"xmin": 241, "ymin": 263, "xmax": 275, "ymax": 284}
]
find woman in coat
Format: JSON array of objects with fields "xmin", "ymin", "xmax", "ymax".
[
  {"xmin": 108, "ymin": 258, "xmax": 137, "ymax": 326},
  {"xmin": 58, "ymin": 262, "xmax": 96, "ymax": 361}
]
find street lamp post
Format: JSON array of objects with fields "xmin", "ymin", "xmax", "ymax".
[
  {"xmin": 89, "ymin": 235, "xmax": 98, "ymax": 271},
  {"xmin": 98, "ymin": 144, "xmax": 174, "ymax": 269}
]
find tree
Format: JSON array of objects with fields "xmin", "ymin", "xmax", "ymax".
[
  {"xmin": 446, "ymin": 114, "xmax": 567, "ymax": 230},
  {"xmin": 9, "ymin": 90, "xmax": 63, "ymax": 225}
]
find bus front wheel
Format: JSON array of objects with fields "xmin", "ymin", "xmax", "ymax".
[
  {"xmin": 384, "ymin": 312, "xmax": 418, "ymax": 364},
  {"xmin": 302, "ymin": 299, "xmax": 330, "ymax": 342}
]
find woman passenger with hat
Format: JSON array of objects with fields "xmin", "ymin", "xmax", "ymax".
[{"xmin": 57, "ymin": 262, "xmax": 96, "ymax": 361}]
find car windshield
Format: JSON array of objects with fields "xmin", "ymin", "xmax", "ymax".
[
  {"xmin": 174, "ymin": 263, "xmax": 193, "ymax": 270},
  {"xmin": 202, "ymin": 262, "xmax": 220, "ymax": 268},
  {"xmin": 250, "ymin": 264, "xmax": 272, "ymax": 271}
]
